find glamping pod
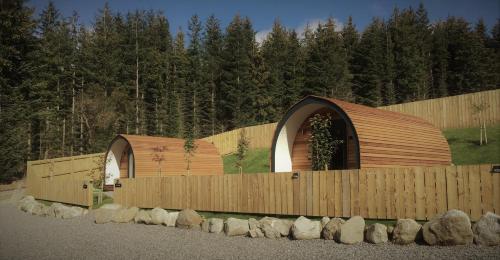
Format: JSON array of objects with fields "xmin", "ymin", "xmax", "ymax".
[
  {"xmin": 105, "ymin": 134, "xmax": 223, "ymax": 186},
  {"xmin": 271, "ymin": 96, "xmax": 451, "ymax": 172}
]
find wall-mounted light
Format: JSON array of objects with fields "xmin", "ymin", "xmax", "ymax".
[
  {"xmin": 491, "ymin": 165, "xmax": 500, "ymax": 174},
  {"xmin": 114, "ymin": 179, "xmax": 122, "ymax": 188},
  {"xmin": 292, "ymin": 172, "xmax": 300, "ymax": 179},
  {"xmin": 83, "ymin": 180, "xmax": 88, "ymax": 189}
]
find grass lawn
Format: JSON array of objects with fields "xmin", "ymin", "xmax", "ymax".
[
  {"xmin": 443, "ymin": 124, "xmax": 500, "ymax": 165},
  {"xmin": 223, "ymin": 148, "xmax": 270, "ymax": 174}
]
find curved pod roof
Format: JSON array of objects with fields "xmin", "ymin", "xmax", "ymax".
[
  {"xmin": 271, "ymin": 96, "xmax": 452, "ymax": 172},
  {"xmin": 105, "ymin": 134, "xmax": 223, "ymax": 184}
]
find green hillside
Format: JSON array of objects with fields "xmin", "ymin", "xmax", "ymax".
[
  {"xmin": 223, "ymin": 148, "xmax": 270, "ymax": 174},
  {"xmin": 443, "ymin": 124, "xmax": 500, "ymax": 165}
]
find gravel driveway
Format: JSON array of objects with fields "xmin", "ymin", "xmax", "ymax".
[{"xmin": 0, "ymin": 202, "xmax": 499, "ymax": 260}]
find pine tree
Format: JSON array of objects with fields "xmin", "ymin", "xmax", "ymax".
[
  {"xmin": 220, "ymin": 15, "xmax": 257, "ymax": 129},
  {"xmin": 304, "ymin": 18, "xmax": 352, "ymax": 100},
  {"xmin": 202, "ymin": 15, "xmax": 223, "ymax": 135},
  {"xmin": 167, "ymin": 30, "xmax": 188, "ymax": 138},
  {"xmin": 388, "ymin": 7, "xmax": 428, "ymax": 102},
  {"xmin": 261, "ymin": 20, "xmax": 289, "ymax": 120},
  {"xmin": 186, "ymin": 15, "xmax": 205, "ymax": 138},
  {"xmin": 352, "ymin": 18, "xmax": 385, "ymax": 106},
  {"xmin": 341, "ymin": 16, "xmax": 359, "ymax": 77},
  {"xmin": 430, "ymin": 21, "xmax": 449, "ymax": 97},
  {"xmin": 0, "ymin": 0, "xmax": 37, "ymax": 181}
]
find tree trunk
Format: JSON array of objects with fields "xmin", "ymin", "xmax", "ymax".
[
  {"xmin": 71, "ymin": 71, "xmax": 75, "ymax": 156},
  {"xmin": 135, "ymin": 17, "xmax": 140, "ymax": 135},
  {"xmin": 62, "ymin": 118, "xmax": 66, "ymax": 156},
  {"xmin": 80, "ymin": 77, "xmax": 84, "ymax": 155}
]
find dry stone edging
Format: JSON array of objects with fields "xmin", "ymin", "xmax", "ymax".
[{"xmin": 16, "ymin": 195, "xmax": 500, "ymax": 248}]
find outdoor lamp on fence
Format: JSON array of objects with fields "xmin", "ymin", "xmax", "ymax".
[
  {"xmin": 491, "ymin": 165, "xmax": 500, "ymax": 173},
  {"xmin": 292, "ymin": 172, "xmax": 300, "ymax": 179},
  {"xmin": 114, "ymin": 179, "xmax": 122, "ymax": 188},
  {"xmin": 82, "ymin": 180, "xmax": 88, "ymax": 189}
]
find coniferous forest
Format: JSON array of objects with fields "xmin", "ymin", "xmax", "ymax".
[{"xmin": 1, "ymin": 0, "xmax": 499, "ymax": 181}]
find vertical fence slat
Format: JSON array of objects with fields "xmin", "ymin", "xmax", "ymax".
[
  {"xmin": 341, "ymin": 171, "xmax": 351, "ymax": 218},
  {"xmin": 320, "ymin": 171, "xmax": 328, "ymax": 216},
  {"xmin": 469, "ymin": 165, "xmax": 482, "ymax": 221},
  {"xmin": 395, "ymin": 169, "xmax": 405, "ymax": 218},
  {"xmin": 376, "ymin": 169, "xmax": 386, "ymax": 219},
  {"xmin": 435, "ymin": 167, "xmax": 447, "ymax": 215},
  {"xmin": 358, "ymin": 169, "xmax": 367, "ymax": 218},
  {"xmin": 367, "ymin": 170, "xmax": 377, "ymax": 218},
  {"xmin": 312, "ymin": 172, "xmax": 320, "ymax": 216},
  {"xmin": 479, "ymin": 164, "xmax": 493, "ymax": 214},
  {"xmin": 414, "ymin": 167, "xmax": 425, "ymax": 220},
  {"xmin": 445, "ymin": 166, "xmax": 458, "ymax": 210},
  {"xmin": 334, "ymin": 171, "xmax": 342, "ymax": 217},
  {"xmin": 350, "ymin": 170, "xmax": 359, "ymax": 216}
]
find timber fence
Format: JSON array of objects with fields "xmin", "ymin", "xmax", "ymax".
[
  {"xmin": 114, "ymin": 164, "xmax": 499, "ymax": 221},
  {"xmin": 26, "ymin": 153, "xmax": 104, "ymax": 207}
]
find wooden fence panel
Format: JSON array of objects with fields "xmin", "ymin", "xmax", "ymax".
[
  {"xmin": 113, "ymin": 164, "xmax": 498, "ymax": 221},
  {"xmin": 26, "ymin": 154, "xmax": 100, "ymax": 207}
]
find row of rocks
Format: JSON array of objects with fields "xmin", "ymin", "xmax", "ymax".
[
  {"xmin": 92, "ymin": 204, "xmax": 499, "ymax": 246},
  {"xmin": 17, "ymin": 196, "xmax": 88, "ymax": 219},
  {"xmin": 20, "ymin": 197, "xmax": 496, "ymax": 247}
]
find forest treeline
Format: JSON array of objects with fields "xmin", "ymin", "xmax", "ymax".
[{"xmin": 1, "ymin": 0, "xmax": 499, "ymax": 181}]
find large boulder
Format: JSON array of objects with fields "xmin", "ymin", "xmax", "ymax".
[
  {"xmin": 47, "ymin": 203, "xmax": 67, "ymax": 218},
  {"xmin": 18, "ymin": 196, "xmax": 42, "ymax": 214},
  {"xmin": 29, "ymin": 203, "xmax": 46, "ymax": 216},
  {"xmin": 259, "ymin": 217, "xmax": 293, "ymax": 237},
  {"xmin": 112, "ymin": 207, "xmax": 139, "ymax": 223},
  {"xmin": 366, "ymin": 223, "xmax": 388, "ymax": 244},
  {"xmin": 393, "ymin": 219, "xmax": 422, "ymax": 245},
  {"xmin": 17, "ymin": 195, "xmax": 35, "ymax": 210},
  {"xmin": 208, "ymin": 218, "xmax": 224, "ymax": 233},
  {"xmin": 291, "ymin": 216, "xmax": 321, "ymax": 240},
  {"xmin": 94, "ymin": 208, "xmax": 118, "ymax": 224},
  {"xmin": 176, "ymin": 209, "xmax": 202, "ymax": 229},
  {"xmin": 201, "ymin": 220, "xmax": 210, "ymax": 232},
  {"xmin": 321, "ymin": 217, "xmax": 331, "ymax": 228},
  {"xmin": 225, "ymin": 218, "xmax": 249, "ymax": 236},
  {"xmin": 61, "ymin": 206, "xmax": 86, "ymax": 219},
  {"xmin": 423, "ymin": 209, "xmax": 473, "ymax": 245},
  {"xmin": 473, "ymin": 212, "xmax": 500, "ymax": 246},
  {"xmin": 248, "ymin": 218, "xmax": 259, "ymax": 231},
  {"xmin": 261, "ymin": 223, "xmax": 281, "ymax": 239},
  {"xmin": 164, "ymin": 212, "xmax": 179, "ymax": 227},
  {"xmin": 249, "ymin": 228, "xmax": 265, "ymax": 238},
  {"xmin": 150, "ymin": 207, "xmax": 168, "ymax": 225},
  {"xmin": 338, "ymin": 216, "xmax": 365, "ymax": 244},
  {"xmin": 134, "ymin": 210, "xmax": 152, "ymax": 224},
  {"xmin": 322, "ymin": 218, "xmax": 345, "ymax": 240}
]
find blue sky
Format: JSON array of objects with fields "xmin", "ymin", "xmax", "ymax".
[{"xmin": 29, "ymin": 0, "xmax": 499, "ymax": 42}]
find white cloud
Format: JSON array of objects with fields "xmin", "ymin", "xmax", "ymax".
[
  {"xmin": 255, "ymin": 17, "xmax": 344, "ymax": 44},
  {"xmin": 255, "ymin": 28, "xmax": 272, "ymax": 44}
]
